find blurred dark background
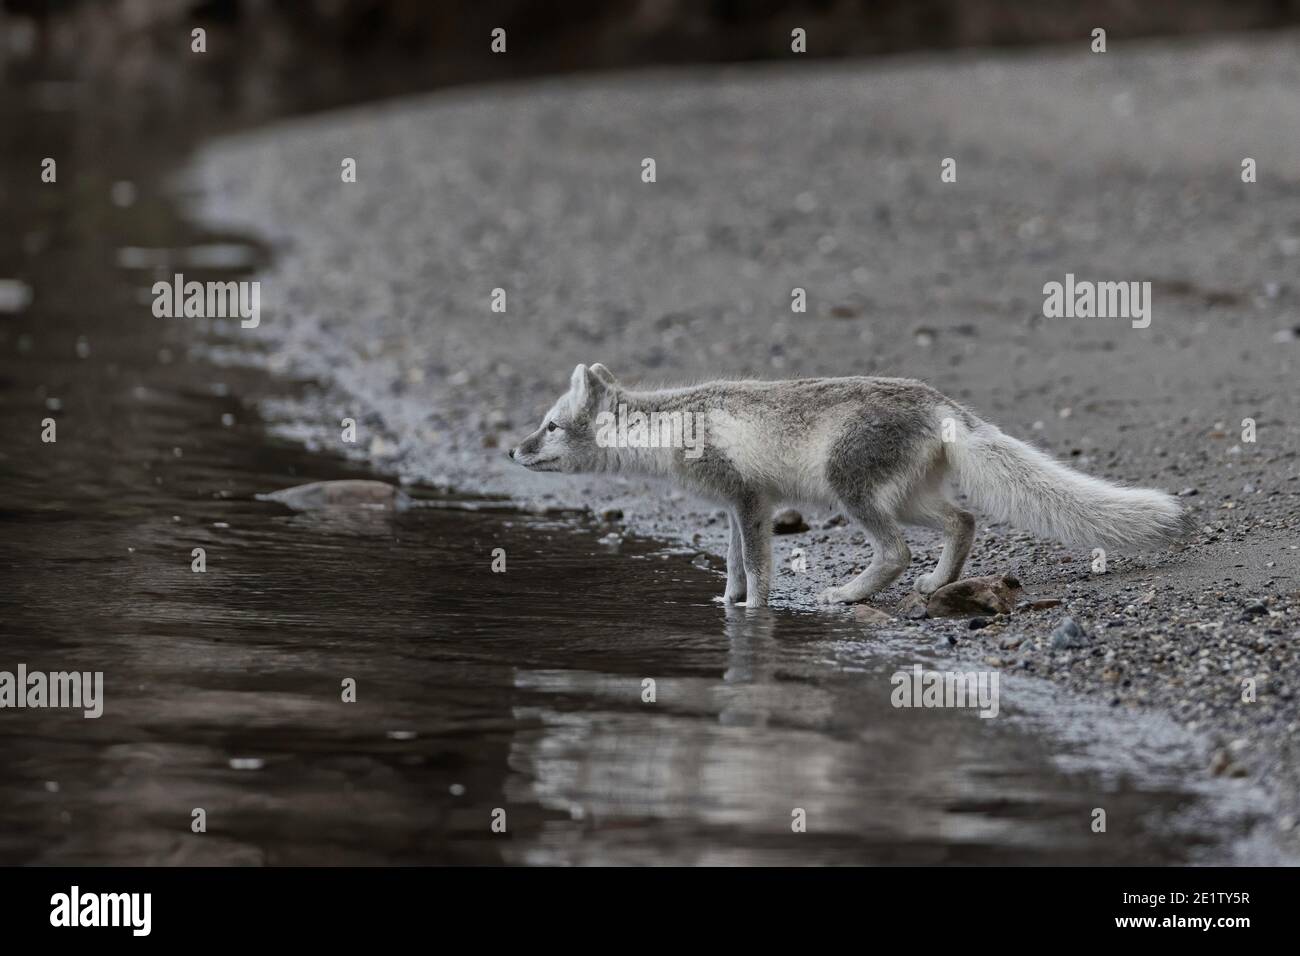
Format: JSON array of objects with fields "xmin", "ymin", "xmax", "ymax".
[{"xmin": 5, "ymin": 0, "xmax": 1300, "ymax": 121}]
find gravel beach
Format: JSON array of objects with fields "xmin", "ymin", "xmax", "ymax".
[{"xmin": 189, "ymin": 31, "xmax": 1300, "ymax": 844}]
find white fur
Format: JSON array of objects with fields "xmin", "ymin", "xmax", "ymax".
[{"xmin": 943, "ymin": 416, "xmax": 1186, "ymax": 549}]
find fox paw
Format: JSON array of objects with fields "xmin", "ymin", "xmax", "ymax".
[
  {"xmin": 816, "ymin": 586, "xmax": 855, "ymax": 605},
  {"xmin": 915, "ymin": 572, "xmax": 955, "ymax": 595}
]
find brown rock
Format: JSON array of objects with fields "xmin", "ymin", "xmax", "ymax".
[{"xmin": 925, "ymin": 574, "xmax": 1022, "ymax": 618}]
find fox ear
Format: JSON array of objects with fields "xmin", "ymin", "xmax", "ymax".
[
  {"xmin": 589, "ymin": 363, "xmax": 617, "ymax": 387},
  {"xmin": 569, "ymin": 363, "xmax": 592, "ymax": 405}
]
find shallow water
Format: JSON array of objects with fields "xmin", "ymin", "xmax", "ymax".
[{"xmin": 0, "ymin": 78, "xmax": 1274, "ymax": 867}]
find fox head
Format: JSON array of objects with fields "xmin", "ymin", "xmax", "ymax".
[{"xmin": 509, "ymin": 363, "xmax": 618, "ymax": 473}]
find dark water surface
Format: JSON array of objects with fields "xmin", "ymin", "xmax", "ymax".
[{"xmin": 0, "ymin": 76, "xmax": 1273, "ymax": 867}]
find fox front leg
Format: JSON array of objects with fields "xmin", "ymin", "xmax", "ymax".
[
  {"xmin": 733, "ymin": 496, "xmax": 773, "ymax": 608},
  {"xmin": 722, "ymin": 511, "xmax": 747, "ymax": 604}
]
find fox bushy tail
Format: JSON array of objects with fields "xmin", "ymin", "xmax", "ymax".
[{"xmin": 945, "ymin": 418, "xmax": 1190, "ymax": 549}]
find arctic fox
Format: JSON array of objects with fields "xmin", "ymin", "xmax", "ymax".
[{"xmin": 509, "ymin": 364, "xmax": 1189, "ymax": 608}]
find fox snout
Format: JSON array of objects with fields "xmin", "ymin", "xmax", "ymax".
[
  {"xmin": 507, "ymin": 430, "xmax": 562, "ymax": 471},
  {"xmin": 507, "ymin": 444, "xmax": 539, "ymax": 465},
  {"xmin": 508, "ymin": 428, "xmax": 540, "ymax": 463}
]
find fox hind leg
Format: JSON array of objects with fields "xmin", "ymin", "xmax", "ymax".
[
  {"xmin": 817, "ymin": 499, "xmax": 911, "ymax": 604},
  {"xmin": 910, "ymin": 496, "xmax": 975, "ymax": 594}
]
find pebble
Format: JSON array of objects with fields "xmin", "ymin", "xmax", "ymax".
[
  {"xmin": 0, "ymin": 278, "xmax": 33, "ymax": 313},
  {"xmin": 1018, "ymin": 598, "xmax": 1063, "ymax": 611},
  {"xmin": 853, "ymin": 605, "xmax": 893, "ymax": 625},
  {"xmin": 1208, "ymin": 749, "xmax": 1249, "ymax": 778},
  {"xmin": 1049, "ymin": 616, "xmax": 1087, "ymax": 650}
]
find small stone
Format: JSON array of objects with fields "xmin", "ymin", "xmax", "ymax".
[
  {"xmin": 0, "ymin": 278, "xmax": 33, "ymax": 314},
  {"xmin": 897, "ymin": 592, "xmax": 929, "ymax": 619},
  {"xmin": 853, "ymin": 605, "xmax": 893, "ymax": 625},
  {"xmin": 1209, "ymin": 749, "xmax": 1249, "ymax": 778},
  {"xmin": 1177, "ymin": 487, "xmax": 1199, "ymax": 497},
  {"xmin": 968, "ymin": 617, "xmax": 990, "ymax": 630},
  {"xmin": 599, "ymin": 507, "xmax": 624, "ymax": 522},
  {"xmin": 1049, "ymin": 616, "xmax": 1087, "ymax": 650},
  {"xmin": 772, "ymin": 509, "xmax": 808, "ymax": 534}
]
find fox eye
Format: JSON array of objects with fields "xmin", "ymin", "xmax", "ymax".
[{"xmin": 546, "ymin": 421, "xmax": 559, "ymax": 433}]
